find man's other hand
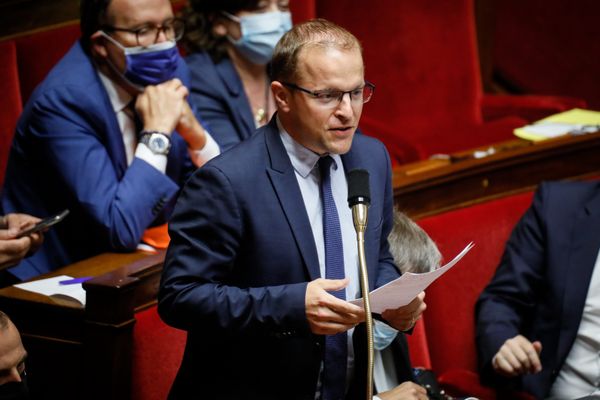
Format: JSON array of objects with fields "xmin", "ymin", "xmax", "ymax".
[
  {"xmin": 377, "ymin": 381, "xmax": 428, "ymax": 400},
  {"xmin": 0, "ymin": 214, "xmax": 44, "ymax": 270},
  {"xmin": 137, "ymin": 78, "xmax": 188, "ymax": 134},
  {"xmin": 381, "ymin": 291, "xmax": 427, "ymax": 331},
  {"xmin": 492, "ymin": 334, "xmax": 542, "ymax": 377}
]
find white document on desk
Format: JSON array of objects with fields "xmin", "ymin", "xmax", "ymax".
[
  {"xmin": 351, "ymin": 242, "xmax": 474, "ymax": 313},
  {"xmin": 14, "ymin": 275, "xmax": 86, "ymax": 306}
]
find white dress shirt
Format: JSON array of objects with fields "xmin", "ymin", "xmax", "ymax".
[
  {"xmin": 547, "ymin": 248, "xmax": 600, "ymax": 399},
  {"xmin": 278, "ymin": 119, "xmax": 399, "ymax": 399}
]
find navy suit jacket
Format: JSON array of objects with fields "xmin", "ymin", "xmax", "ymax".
[
  {"xmin": 476, "ymin": 181, "xmax": 600, "ymax": 398},
  {"xmin": 186, "ymin": 51, "xmax": 256, "ymax": 152},
  {"xmin": 1, "ymin": 41, "xmax": 196, "ymax": 280},
  {"xmin": 159, "ymin": 118, "xmax": 401, "ymax": 399}
]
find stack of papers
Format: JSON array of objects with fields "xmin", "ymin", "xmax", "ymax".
[{"xmin": 514, "ymin": 108, "xmax": 600, "ymax": 141}]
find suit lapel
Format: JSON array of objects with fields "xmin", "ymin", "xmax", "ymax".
[
  {"xmin": 558, "ymin": 190, "xmax": 600, "ymax": 360},
  {"xmin": 215, "ymin": 59, "xmax": 256, "ymax": 140},
  {"xmin": 91, "ymin": 68, "xmax": 128, "ymax": 178},
  {"xmin": 264, "ymin": 120, "xmax": 321, "ymax": 281}
]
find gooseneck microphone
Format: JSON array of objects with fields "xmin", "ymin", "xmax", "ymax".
[{"xmin": 347, "ymin": 169, "xmax": 374, "ymax": 400}]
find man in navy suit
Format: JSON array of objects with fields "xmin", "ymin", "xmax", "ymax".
[
  {"xmin": 159, "ymin": 19, "xmax": 427, "ymax": 400},
  {"xmin": 476, "ymin": 181, "xmax": 600, "ymax": 399},
  {"xmin": 0, "ymin": 0, "xmax": 220, "ymax": 283}
]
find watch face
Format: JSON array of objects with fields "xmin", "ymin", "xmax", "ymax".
[
  {"xmin": 146, "ymin": 133, "xmax": 171, "ymax": 155},
  {"xmin": 150, "ymin": 135, "xmax": 168, "ymax": 153}
]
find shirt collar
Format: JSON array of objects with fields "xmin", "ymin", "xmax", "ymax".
[
  {"xmin": 97, "ymin": 69, "xmax": 133, "ymax": 113},
  {"xmin": 277, "ymin": 117, "xmax": 341, "ymax": 178}
]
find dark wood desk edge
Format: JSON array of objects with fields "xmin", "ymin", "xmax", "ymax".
[{"xmin": 393, "ymin": 132, "xmax": 600, "ymax": 192}]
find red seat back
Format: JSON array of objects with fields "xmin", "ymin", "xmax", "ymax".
[
  {"xmin": 14, "ymin": 23, "xmax": 80, "ymax": 104},
  {"xmin": 416, "ymin": 192, "xmax": 534, "ymax": 374},
  {"xmin": 131, "ymin": 306, "xmax": 186, "ymax": 400},
  {"xmin": 0, "ymin": 39, "xmax": 22, "ymax": 186}
]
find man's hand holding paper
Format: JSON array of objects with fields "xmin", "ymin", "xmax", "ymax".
[{"xmin": 381, "ymin": 291, "xmax": 427, "ymax": 331}]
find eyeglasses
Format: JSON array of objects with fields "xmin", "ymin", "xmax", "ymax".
[
  {"xmin": 102, "ymin": 18, "xmax": 185, "ymax": 47},
  {"xmin": 282, "ymin": 81, "xmax": 375, "ymax": 107}
]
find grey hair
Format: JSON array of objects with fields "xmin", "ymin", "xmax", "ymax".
[
  {"xmin": 0, "ymin": 310, "xmax": 10, "ymax": 330},
  {"xmin": 388, "ymin": 209, "xmax": 441, "ymax": 273}
]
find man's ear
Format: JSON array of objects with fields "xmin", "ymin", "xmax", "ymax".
[
  {"xmin": 272, "ymin": 81, "xmax": 291, "ymax": 113},
  {"xmin": 90, "ymin": 31, "xmax": 108, "ymax": 58}
]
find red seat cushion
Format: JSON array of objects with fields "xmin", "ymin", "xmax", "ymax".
[{"xmin": 131, "ymin": 306, "xmax": 186, "ymax": 400}]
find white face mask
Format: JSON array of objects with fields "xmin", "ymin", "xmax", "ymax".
[{"xmin": 223, "ymin": 11, "xmax": 292, "ymax": 65}]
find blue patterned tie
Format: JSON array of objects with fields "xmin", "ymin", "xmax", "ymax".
[{"xmin": 319, "ymin": 156, "xmax": 347, "ymax": 400}]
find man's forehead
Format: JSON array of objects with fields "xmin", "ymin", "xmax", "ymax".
[
  {"xmin": 106, "ymin": 0, "xmax": 173, "ymax": 26},
  {"xmin": 296, "ymin": 45, "xmax": 364, "ymax": 85}
]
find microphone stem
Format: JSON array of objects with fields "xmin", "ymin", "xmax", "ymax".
[{"xmin": 353, "ymin": 205, "xmax": 374, "ymax": 400}]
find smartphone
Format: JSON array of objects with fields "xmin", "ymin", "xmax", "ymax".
[{"xmin": 16, "ymin": 209, "xmax": 70, "ymax": 238}]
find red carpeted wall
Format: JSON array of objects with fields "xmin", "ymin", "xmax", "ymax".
[
  {"xmin": 316, "ymin": 0, "xmax": 526, "ymax": 162},
  {"xmin": 493, "ymin": 0, "xmax": 600, "ymax": 111}
]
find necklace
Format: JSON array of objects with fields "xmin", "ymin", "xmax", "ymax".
[{"xmin": 254, "ymin": 77, "xmax": 271, "ymax": 126}]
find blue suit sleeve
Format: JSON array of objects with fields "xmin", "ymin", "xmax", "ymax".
[
  {"xmin": 375, "ymin": 141, "xmax": 401, "ymax": 288},
  {"xmin": 158, "ymin": 165, "xmax": 310, "ymax": 337},
  {"xmin": 31, "ymin": 86, "xmax": 180, "ymax": 250}
]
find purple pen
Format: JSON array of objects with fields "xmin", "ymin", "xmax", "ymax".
[{"xmin": 59, "ymin": 277, "xmax": 93, "ymax": 285}]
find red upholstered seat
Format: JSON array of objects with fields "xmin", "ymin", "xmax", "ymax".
[
  {"xmin": 0, "ymin": 40, "xmax": 22, "ymax": 186},
  {"xmin": 316, "ymin": 0, "xmax": 585, "ymax": 164},
  {"xmin": 414, "ymin": 192, "xmax": 535, "ymax": 399},
  {"xmin": 131, "ymin": 306, "xmax": 186, "ymax": 400},
  {"xmin": 14, "ymin": 23, "xmax": 81, "ymax": 104}
]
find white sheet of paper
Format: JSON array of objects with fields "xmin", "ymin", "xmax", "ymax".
[
  {"xmin": 351, "ymin": 242, "xmax": 474, "ymax": 313},
  {"xmin": 14, "ymin": 275, "xmax": 86, "ymax": 306}
]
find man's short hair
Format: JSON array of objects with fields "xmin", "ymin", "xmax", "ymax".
[
  {"xmin": 0, "ymin": 310, "xmax": 10, "ymax": 331},
  {"xmin": 388, "ymin": 209, "xmax": 441, "ymax": 274},
  {"xmin": 80, "ymin": 0, "xmax": 112, "ymax": 53},
  {"xmin": 270, "ymin": 18, "xmax": 362, "ymax": 83}
]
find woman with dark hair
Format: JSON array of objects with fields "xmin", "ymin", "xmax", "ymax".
[{"xmin": 182, "ymin": 0, "xmax": 292, "ymax": 152}]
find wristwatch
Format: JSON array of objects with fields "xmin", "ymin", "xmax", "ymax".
[{"xmin": 139, "ymin": 131, "xmax": 172, "ymax": 155}]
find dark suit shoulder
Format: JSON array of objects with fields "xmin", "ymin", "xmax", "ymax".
[{"xmin": 536, "ymin": 180, "xmax": 600, "ymax": 216}]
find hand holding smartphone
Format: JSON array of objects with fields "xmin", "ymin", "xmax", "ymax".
[{"xmin": 17, "ymin": 209, "xmax": 70, "ymax": 238}]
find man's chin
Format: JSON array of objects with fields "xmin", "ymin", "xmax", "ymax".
[{"xmin": 326, "ymin": 136, "xmax": 354, "ymax": 155}]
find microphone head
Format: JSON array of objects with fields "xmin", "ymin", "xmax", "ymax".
[{"xmin": 347, "ymin": 169, "xmax": 371, "ymax": 207}]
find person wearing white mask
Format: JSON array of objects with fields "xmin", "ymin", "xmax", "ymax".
[{"xmin": 182, "ymin": 0, "xmax": 293, "ymax": 152}]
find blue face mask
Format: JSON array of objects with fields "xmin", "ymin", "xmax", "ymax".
[
  {"xmin": 224, "ymin": 11, "xmax": 292, "ymax": 65},
  {"xmin": 373, "ymin": 320, "xmax": 399, "ymax": 351},
  {"xmin": 101, "ymin": 32, "xmax": 180, "ymax": 87}
]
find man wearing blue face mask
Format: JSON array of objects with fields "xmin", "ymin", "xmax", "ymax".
[
  {"xmin": 0, "ymin": 0, "xmax": 220, "ymax": 283},
  {"xmin": 181, "ymin": 0, "xmax": 293, "ymax": 152}
]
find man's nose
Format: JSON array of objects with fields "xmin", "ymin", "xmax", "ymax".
[
  {"xmin": 334, "ymin": 93, "xmax": 355, "ymax": 119},
  {"xmin": 155, "ymin": 28, "xmax": 169, "ymax": 43}
]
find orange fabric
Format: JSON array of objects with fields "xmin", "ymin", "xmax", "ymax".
[{"xmin": 141, "ymin": 224, "xmax": 170, "ymax": 249}]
